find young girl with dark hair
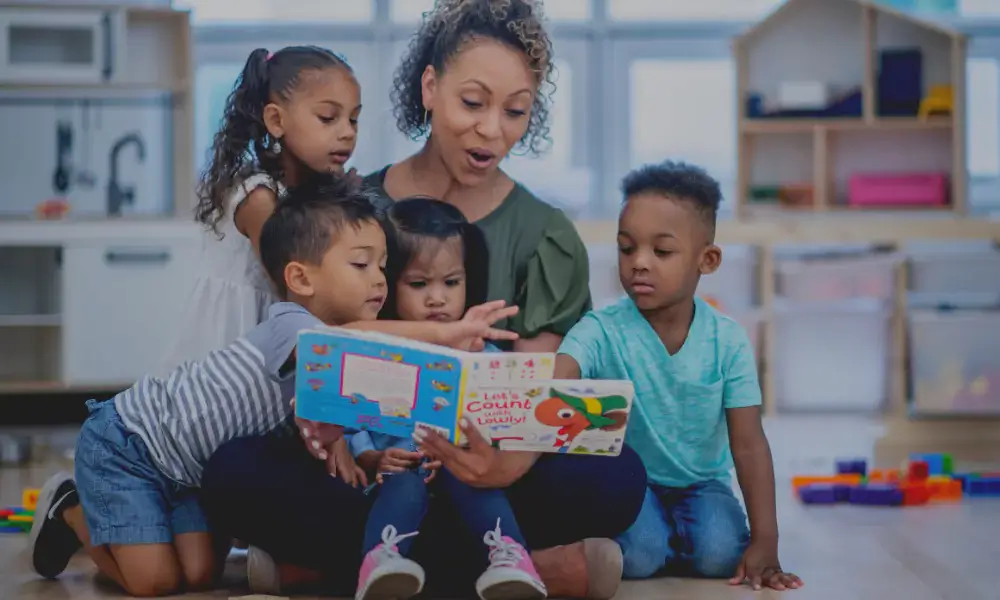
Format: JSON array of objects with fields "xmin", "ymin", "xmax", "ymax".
[
  {"xmin": 350, "ymin": 197, "xmax": 545, "ymax": 600},
  {"xmin": 158, "ymin": 45, "xmax": 362, "ymax": 374}
]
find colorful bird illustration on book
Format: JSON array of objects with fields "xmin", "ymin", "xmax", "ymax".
[
  {"xmin": 431, "ymin": 380, "xmax": 453, "ymax": 393},
  {"xmin": 534, "ymin": 389, "xmax": 629, "ymax": 452},
  {"xmin": 304, "ymin": 363, "xmax": 331, "ymax": 372},
  {"xmin": 426, "ymin": 361, "xmax": 455, "ymax": 371},
  {"xmin": 307, "ymin": 379, "xmax": 324, "ymax": 391},
  {"xmin": 380, "ymin": 350, "xmax": 404, "ymax": 362},
  {"xmin": 312, "ymin": 344, "xmax": 331, "ymax": 356}
]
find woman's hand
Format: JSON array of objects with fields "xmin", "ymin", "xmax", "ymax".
[
  {"xmin": 291, "ymin": 397, "xmax": 344, "ymax": 461},
  {"xmin": 438, "ymin": 300, "xmax": 520, "ymax": 351},
  {"xmin": 413, "ymin": 417, "xmax": 536, "ymax": 488}
]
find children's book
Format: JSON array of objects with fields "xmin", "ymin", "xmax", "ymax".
[{"xmin": 294, "ymin": 327, "xmax": 635, "ymax": 456}]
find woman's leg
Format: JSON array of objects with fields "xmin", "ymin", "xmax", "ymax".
[
  {"xmin": 199, "ymin": 433, "xmax": 371, "ymax": 595},
  {"xmin": 507, "ymin": 444, "xmax": 648, "ymax": 599}
]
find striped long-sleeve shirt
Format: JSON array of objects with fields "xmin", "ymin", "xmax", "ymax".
[{"xmin": 114, "ymin": 302, "xmax": 320, "ymax": 487}]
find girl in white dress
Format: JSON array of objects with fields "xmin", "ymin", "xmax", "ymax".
[{"xmin": 159, "ymin": 45, "xmax": 363, "ymax": 373}]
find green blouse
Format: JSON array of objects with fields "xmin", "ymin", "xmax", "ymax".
[{"xmin": 363, "ymin": 167, "xmax": 592, "ymax": 345}]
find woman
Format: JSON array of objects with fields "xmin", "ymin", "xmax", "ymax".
[
  {"xmin": 361, "ymin": 0, "xmax": 647, "ymax": 596},
  {"xmin": 200, "ymin": 1, "xmax": 646, "ymax": 598}
]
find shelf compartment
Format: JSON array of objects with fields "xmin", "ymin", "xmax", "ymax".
[{"xmin": 0, "ymin": 246, "xmax": 61, "ymax": 316}]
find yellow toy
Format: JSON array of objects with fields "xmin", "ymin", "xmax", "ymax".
[
  {"xmin": 918, "ymin": 85, "xmax": 954, "ymax": 120},
  {"xmin": 22, "ymin": 488, "xmax": 39, "ymax": 511}
]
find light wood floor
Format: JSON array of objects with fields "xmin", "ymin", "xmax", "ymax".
[{"xmin": 1, "ymin": 417, "xmax": 997, "ymax": 600}]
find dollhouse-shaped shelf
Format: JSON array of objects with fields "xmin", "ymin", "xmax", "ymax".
[{"xmin": 734, "ymin": 0, "xmax": 967, "ymax": 217}]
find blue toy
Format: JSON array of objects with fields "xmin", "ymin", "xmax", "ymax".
[
  {"xmin": 909, "ymin": 453, "xmax": 951, "ymax": 475},
  {"xmin": 966, "ymin": 477, "xmax": 1000, "ymax": 497},
  {"xmin": 836, "ymin": 459, "xmax": 867, "ymax": 476},
  {"xmin": 848, "ymin": 484, "xmax": 903, "ymax": 506}
]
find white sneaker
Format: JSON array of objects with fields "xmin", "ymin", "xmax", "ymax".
[{"xmin": 247, "ymin": 545, "xmax": 281, "ymax": 595}]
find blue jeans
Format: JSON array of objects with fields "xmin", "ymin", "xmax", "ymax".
[
  {"xmin": 363, "ymin": 468, "xmax": 526, "ymax": 557},
  {"xmin": 75, "ymin": 400, "xmax": 209, "ymax": 546},
  {"xmin": 617, "ymin": 480, "xmax": 750, "ymax": 579}
]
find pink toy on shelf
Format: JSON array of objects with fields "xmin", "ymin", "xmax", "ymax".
[{"xmin": 848, "ymin": 172, "xmax": 949, "ymax": 208}]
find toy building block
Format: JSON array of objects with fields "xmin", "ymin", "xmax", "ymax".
[
  {"xmin": 0, "ymin": 510, "xmax": 11, "ymax": 519},
  {"xmin": 836, "ymin": 459, "xmax": 867, "ymax": 476},
  {"xmin": 908, "ymin": 453, "xmax": 952, "ymax": 475},
  {"xmin": 900, "ymin": 483, "xmax": 931, "ymax": 506},
  {"xmin": 966, "ymin": 477, "xmax": 1000, "ymax": 497},
  {"xmin": 22, "ymin": 489, "xmax": 39, "ymax": 511},
  {"xmin": 907, "ymin": 461, "xmax": 930, "ymax": 481},
  {"xmin": 792, "ymin": 474, "xmax": 862, "ymax": 493},
  {"xmin": 0, "ymin": 526, "xmax": 24, "ymax": 534},
  {"xmin": 848, "ymin": 484, "xmax": 903, "ymax": 506},
  {"xmin": 799, "ymin": 485, "xmax": 840, "ymax": 504},
  {"xmin": 927, "ymin": 479, "xmax": 963, "ymax": 502},
  {"xmin": 8, "ymin": 514, "xmax": 32, "ymax": 524}
]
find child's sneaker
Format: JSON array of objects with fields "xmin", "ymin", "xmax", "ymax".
[
  {"xmin": 29, "ymin": 472, "xmax": 83, "ymax": 579},
  {"xmin": 476, "ymin": 519, "xmax": 547, "ymax": 600},
  {"xmin": 355, "ymin": 525, "xmax": 424, "ymax": 600},
  {"xmin": 247, "ymin": 545, "xmax": 281, "ymax": 594}
]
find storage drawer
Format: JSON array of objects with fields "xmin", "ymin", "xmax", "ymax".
[
  {"xmin": 696, "ymin": 244, "xmax": 757, "ymax": 311},
  {"xmin": 773, "ymin": 300, "xmax": 892, "ymax": 412},
  {"xmin": 61, "ymin": 239, "xmax": 197, "ymax": 386},
  {"xmin": 906, "ymin": 241, "xmax": 1000, "ymax": 298},
  {"xmin": 909, "ymin": 309, "xmax": 1000, "ymax": 415},
  {"xmin": 775, "ymin": 252, "xmax": 901, "ymax": 302}
]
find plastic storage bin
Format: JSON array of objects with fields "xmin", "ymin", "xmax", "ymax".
[
  {"xmin": 906, "ymin": 241, "xmax": 1000, "ymax": 301},
  {"xmin": 775, "ymin": 250, "xmax": 901, "ymax": 302},
  {"xmin": 773, "ymin": 299, "xmax": 892, "ymax": 412},
  {"xmin": 909, "ymin": 309, "xmax": 1000, "ymax": 415},
  {"xmin": 696, "ymin": 245, "xmax": 757, "ymax": 312}
]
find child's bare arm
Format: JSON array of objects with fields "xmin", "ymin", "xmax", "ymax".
[
  {"xmin": 554, "ymin": 354, "xmax": 581, "ymax": 379},
  {"xmin": 343, "ymin": 300, "xmax": 519, "ymax": 349},
  {"xmin": 234, "ymin": 186, "xmax": 278, "ymax": 257},
  {"xmin": 726, "ymin": 406, "xmax": 778, "ymax": 542}
]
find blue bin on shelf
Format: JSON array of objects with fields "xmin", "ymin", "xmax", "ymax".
[{"xmin": 878, "ymin": 48, "xmax": 922, "ymax": 116}]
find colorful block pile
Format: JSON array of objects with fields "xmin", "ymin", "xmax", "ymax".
[
  {"xmin": 0, "ymin": 488, "xmax": 39, "ymax": 534},
  {"xmin": 793, "ymin": 454, "xmax": 1000, "ymax": 506}
]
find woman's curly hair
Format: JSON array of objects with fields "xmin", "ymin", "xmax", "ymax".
[
  {"xmin": 195, "ymin": 46, "xmax": 350, "ymax": 233},
  {"xmin": 390, "ymin": 0, "xmax": 555, "ymax": 156}
]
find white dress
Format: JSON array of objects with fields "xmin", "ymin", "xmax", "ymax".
[{"xmin": 156, "ymin": 174, "xmax": 284, "ymax": 375}]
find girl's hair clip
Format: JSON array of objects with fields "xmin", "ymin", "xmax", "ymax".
[{"xmin": 266, "ymin": 52, "xmax": 274, "ymax": 61}]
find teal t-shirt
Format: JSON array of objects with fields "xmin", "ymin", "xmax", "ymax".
[{"xmin": 558, "ymin": 296, "xmax": 761, "ymax": 488}]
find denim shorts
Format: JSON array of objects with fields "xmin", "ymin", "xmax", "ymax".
[{"xmin": 75, "ymin": 399, "xmax": 210, "ymax": 546}]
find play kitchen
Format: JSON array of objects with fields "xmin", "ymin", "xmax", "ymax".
[{"xmin": 0, "ymin": 91, "xmax": 172, "ymax": 218}]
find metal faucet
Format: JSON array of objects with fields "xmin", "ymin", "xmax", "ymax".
[{"xmin": 107, "ymin": 133, "xmax": 146, "ymax": 216}]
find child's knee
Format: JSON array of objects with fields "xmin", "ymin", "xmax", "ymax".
[
  {"xmin": 617, "ymin": 488, "xmax": 670, "ymax": 579},
  {"xmin": 120, "ymin": 563, "xmax": 183, "ymax": 597},
  {"xmin": 687, "ymin": 523, "xmax": 749, "ymax": 578}
]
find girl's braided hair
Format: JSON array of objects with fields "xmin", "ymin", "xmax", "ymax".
[{"xmin": 390, "ymin": 0, "xmax": 555, "ymax": 156}]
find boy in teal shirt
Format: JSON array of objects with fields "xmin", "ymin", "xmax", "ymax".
[{"xmin": 556, "ymin": 161, "xmax": 802, "ymax": 591}]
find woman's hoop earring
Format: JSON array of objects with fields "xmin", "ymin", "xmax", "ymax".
[{"xmin": 423, "ymin": 109, "xmax": 429, "ymax": 129}]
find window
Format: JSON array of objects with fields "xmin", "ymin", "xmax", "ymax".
[
  {"xmin": 968, "ymin": 58, "xmax": 1000, "ymax": 178},
  {"xmin": 391, "ymin": 0, "xmax": 590, "ymax": 23},
  {"xmin": 960, "ymin": 0, "xmax": 1000, "ymax": 16},
  {"xmin": 504, "ymin": 58, "xmax": 592, "ymax": 216},
  {"xmin": 179, "ymin": 0, "xmax": 374, "ymax": 24},
  {"xmin": 608, "ymin": 0, "xmax": 783, "ymax": 21},
  {"xmin": 627, "ymin": 59, "xmax": 737, "ymax": 212}
]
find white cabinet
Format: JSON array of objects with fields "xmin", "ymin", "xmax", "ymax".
[
  {"xmin": 0, "ymin": 7, "xmax": 125, "ymax": 84},
  {"xmin": 61, "ymin": 237, "xmax": 196, "ymax": 386}
]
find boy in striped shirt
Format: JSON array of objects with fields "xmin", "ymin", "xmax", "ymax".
[{"xmin": 28, "ymin": 174, "xmax": 518, "ymax": 596}]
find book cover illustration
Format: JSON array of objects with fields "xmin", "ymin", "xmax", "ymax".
[
  {"xmin": 461, "ymin": 380, "xmax": 633, "ymax": 455},
  {"xmin": 294, "ymin": 329, "xmax": 635, "ymax": 456},
  {"xmin": 295, "ymin": 330, "xmax": 464, "ymax": 442}
]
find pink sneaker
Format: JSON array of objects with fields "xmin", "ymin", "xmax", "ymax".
[
  {"xmin": 475, "ymin": 519, "xmax": 547, "ymax": 600},
  {"xmin": 355, "ymin": 525, "xmax": 425, "ymax": 600}
]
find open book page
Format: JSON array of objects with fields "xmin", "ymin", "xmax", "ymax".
[
  {"xmin": 460, "ymin": 379, "xmax": 635, "ymax": 456},
  {"xmin": 464, "ymin": 352, "xmax": 555, "ymax": 385},
  {"xmin": 310, "ymin": 325, "xmax": 470, "ymax": 359},
  {"xmin": 294, "ymin": 329, "xmax": 466, "ymax": 442}
]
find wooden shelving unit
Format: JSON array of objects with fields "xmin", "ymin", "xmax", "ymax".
[
  {"xmin": 734, "ymin": 0, "xmax": 967, "ymax": 218},
  {"xmin": 0, "ymin": 3, "xmax": 195, "ymax": 393}
]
